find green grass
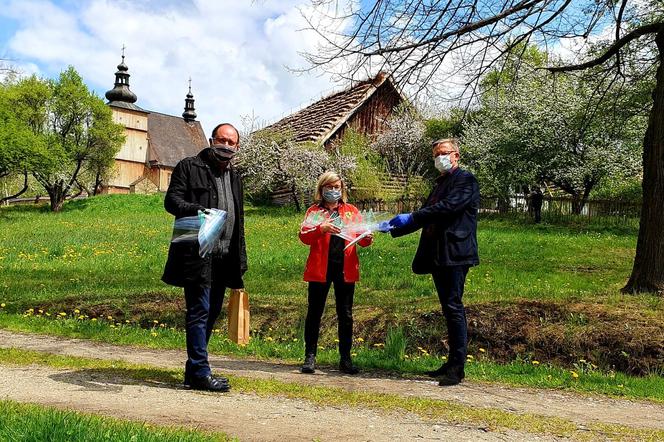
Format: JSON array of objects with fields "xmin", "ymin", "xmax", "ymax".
[
  {"xmin": 0, "ymin": 399, "xmax": 229, "ymax": 442},
  {"xmin": 1, "ymin": 312, "xmax": 662, "ymax": 403},
  {"xmin": 1, "ymin": 347, "xmax": 662, "ymax": 441},
  {"xmin": 0, "ymin": 194, "xmax": 643, "ymax": 309}
]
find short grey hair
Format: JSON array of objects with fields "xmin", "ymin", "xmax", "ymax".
[{"xmin": 432, "ymin": 138, "xmax": 460, "ymax": 152}]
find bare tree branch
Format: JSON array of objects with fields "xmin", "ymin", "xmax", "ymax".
[{"xmin": 548, "ymin": 22, "xmax": 662, "ymax": 73}]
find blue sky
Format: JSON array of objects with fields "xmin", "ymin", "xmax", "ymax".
[{"xmin": 0, "ymin": 0, "xmax": 353, "ymax": 134}]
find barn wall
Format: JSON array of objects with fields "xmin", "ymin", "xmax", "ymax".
[
  {"xmin": 112, "ymin": 108, "xmax": 149, "ymax": 163},
  {"xmin": 326, "ymin": 81, "xmax": 404, "ymax": 147}
]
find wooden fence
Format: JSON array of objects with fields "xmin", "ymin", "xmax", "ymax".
[{"xmin": 352, "ymin": 195, "xmax": 641, "ymax": 219}]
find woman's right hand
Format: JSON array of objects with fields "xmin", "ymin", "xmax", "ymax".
[{"xmin": 320, "ymin": 221, "xmax": 341, "ymax": 235}]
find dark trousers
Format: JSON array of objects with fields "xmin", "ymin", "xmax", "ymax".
[
  {"xmin": 432, "ymin": 266, "xmax": 470, "ymax": 366},
  {"xmin": 184, "ymin": 270, "xmax": 226, "ymax": 378},
  {"xmin": 304, "ymin": 262, "xmax": 355, "ymax": 359}
]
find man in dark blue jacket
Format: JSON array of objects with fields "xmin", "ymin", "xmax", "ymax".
[{"xmin": 388, "ymin": 138, "xmax": 480, "ymax": 386}]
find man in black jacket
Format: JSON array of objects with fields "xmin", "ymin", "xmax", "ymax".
[
  {"xmin": 162, "ymin": 123, "xmax": 247, "ymax": 392},
  {"xmin": 388, "ymin": 138, "xmax": 479, "ymax": 386}
]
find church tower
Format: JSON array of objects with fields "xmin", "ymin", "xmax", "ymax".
[
  {"xmin": 182, "ymin": 78, "xmax": 197, "ymax": 123},
  {"xmin": 103, "ymin": 47, "xmax": 150, "ymax": 194}
]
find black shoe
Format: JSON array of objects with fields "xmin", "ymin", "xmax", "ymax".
[
  {"xmin": 437, "ymin": 366, "xmax": 465, "ymax": 386},
  {"xmin": 185, "ymin": 372, "xmax": 229, "ymax": 388},
  {"xmin": 425, "ymin": 362, "xmax": 451, "ymax": 378},
  {"xmin": 189, "ymin": 375, "xmax": 230, "ymax": 392},
  {"xmin": 339, "ymin": 358, "xmax": 360, "ymax": 375},
  {"xmin": 301, "ymin": 353, "xmax": 316, "ymax": 374}
]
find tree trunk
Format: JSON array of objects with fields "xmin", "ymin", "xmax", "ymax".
[
  {"xmin": 47, "ymin": 184, "xmax": 66, "ymax": 212},
  {"xmin": 291, "ymin": 183, "xmax": 301, "ymax": 212},
  {"xmin": 623, "ymin": 30, "xmax": 664, "ymax": 295}
]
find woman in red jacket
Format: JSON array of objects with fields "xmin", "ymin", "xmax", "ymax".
[{"xmin": 299, "ymin": 171, "xmax": 373, "ymax": 374}]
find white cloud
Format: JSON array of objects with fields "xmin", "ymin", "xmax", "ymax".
[{"xmin": 0, "ymin": 0, "xmax": 353, "ymax": 134}]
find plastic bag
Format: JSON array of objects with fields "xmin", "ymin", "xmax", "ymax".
[
  {"xmin": 301, "ymin": 209, "xmax": 392, "ymax": 250},
  {"xmin": 171, "ymin": 208, "xmax": 227, "ymax": 258}
]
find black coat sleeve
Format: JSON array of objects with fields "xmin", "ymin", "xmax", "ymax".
[
  {"xmin": 411, "ymin": 173, "xmax": 478, "ymax": 225},
  {"xmin": 164, "ymin": 160, "xmax": 205, "ymax": 218}
]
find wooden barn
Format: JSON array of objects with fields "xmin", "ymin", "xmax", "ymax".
[
  {"xmin": 259, "ymin": 72, "xmax": 408, "ymax": 205},
  {"xmin": 262, "ymin": 72, "xmax": 406, "ymax": 148},
  {"xmin": 103, "ymin": 53, "xmax": 207, "ymax": 194}
]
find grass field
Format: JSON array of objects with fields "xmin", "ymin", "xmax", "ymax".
[
  {"xmin": 0, "ymin": 399, "xmax": 228, "ymax": 441},
  {"xmin": 0, "ymin": 194, "xmax": 662, "ymax": 377},
  {"xmin": 0, "ymin": 193, "xmax": 641, "ymax": 307}
]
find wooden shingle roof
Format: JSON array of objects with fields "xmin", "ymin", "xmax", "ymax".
[
  {"xmin": 147, "ymin": 112, "xmax": 208, "ymax": 168},
  {"xmin": 262, "ymin": 72, "xmax": 399, "ymax": 144}
]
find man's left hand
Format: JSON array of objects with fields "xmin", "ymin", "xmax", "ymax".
[{"xmin": 389, "ymin": 213, "xmax": 414, "ymax": 228}]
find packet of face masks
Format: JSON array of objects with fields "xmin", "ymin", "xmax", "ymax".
[
  {"xmin": 301, "ymin": 209, "xmax": 392, "ymax": 248},
  {"xmin": 171, "ymin": 208, "xmax": 227, "ymax": 258}
]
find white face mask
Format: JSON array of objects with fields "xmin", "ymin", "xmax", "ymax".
[{"xmin": 434, "ymin": 154, "xmax": 453, "ymax": 173}]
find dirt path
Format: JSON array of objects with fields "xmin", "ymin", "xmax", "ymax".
[{"xmin": 0, "ymin": 330, "xmax": 662, "ymax": 440}]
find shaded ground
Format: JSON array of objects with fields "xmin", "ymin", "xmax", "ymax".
[
  {"xmin": 24, "ymin": 295, "xmax": 664, "ymax": 375},
  {"xmin": 0, "ymin": 329, "xmax": 663, "ymax": 435}
]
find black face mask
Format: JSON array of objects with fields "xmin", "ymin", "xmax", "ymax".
[{"xmin": 210, "ymin": 144, "xmax": 237, "ymax": 163}]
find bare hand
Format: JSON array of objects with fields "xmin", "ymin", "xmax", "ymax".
[{"xmin": 320, "ymin": 221, "xmax": 341, "ymax": 234}]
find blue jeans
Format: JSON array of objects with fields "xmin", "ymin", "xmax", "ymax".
[
  {"xmin": 432, "ymin": 266, "xmax": 469, "ymax": 366},
  {"xmin": 184, "ymin": 283, "xmax": 226, "ymax": 378}
]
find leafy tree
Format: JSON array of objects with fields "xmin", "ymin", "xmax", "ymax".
[
  {"xmin": 0, "ymin": 77, "xmax": 48, "ymax": 202},
  {"xmin": 464, "ymin": 64, "xmax": 644, "ymax": 214},
  {"xmin": 14, "ymin": 67, "xmax": 124, "ymax": 211}
]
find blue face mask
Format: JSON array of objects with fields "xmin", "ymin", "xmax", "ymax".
[
  {"xmin": 434, "ymin": 154, "xmax": 453, "ymax": 173},
  {"xmin": 323, "ymin": 188, "xmax": 342, "ymax": 203}
]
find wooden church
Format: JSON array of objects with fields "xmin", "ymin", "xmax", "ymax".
[{"xmin": 103, "ymin": 53, "xmax": 208, "ymax": 194}]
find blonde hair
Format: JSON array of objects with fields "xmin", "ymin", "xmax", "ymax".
[
  {"xmin": 432, "ymin": 138, "xmax": 460, "ymax": 152},
  {"xmin": 314, "ymin": 171, "xmax": 347, "ymax": 203}
]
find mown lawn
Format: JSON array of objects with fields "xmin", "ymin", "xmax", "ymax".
[{"xmin": 0, "ymin": 193, "xmax": 641, "ymax": 309}]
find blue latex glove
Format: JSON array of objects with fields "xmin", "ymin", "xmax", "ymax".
[
  {"xmin": 376, "ymin": 221, "xmax": 392, "ymax": 233},
  {"xmin": 389, "ymin": 213, "xmax": 413, "ymax": 229}
]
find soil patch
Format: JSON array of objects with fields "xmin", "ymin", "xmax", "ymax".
[{"xmin": 15, "ymin": 296, "xmax": 664, "ymax": 375}]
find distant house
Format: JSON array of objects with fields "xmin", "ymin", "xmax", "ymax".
[
  {"xmin": 262, "ymin": 72, "xmax": 406, "ymax": 148},
  {"xmin": 103, "ymin": 53, "xmax": 207, "ymax": 194}
]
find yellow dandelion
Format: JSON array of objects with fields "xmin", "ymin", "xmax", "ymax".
[
  {"xmin": 532, "ymin": 360, "xmax": 540, "ymax": 365},
  {"xmin": 125, "ymin": 320, "xmax": 130, "ymax": 323},
  {"xmin": 356, "ymin": 337, "xmax": 364, "ymax": 343},
  {"xmin": 334, "ymin": 339, "xmax": 340, "ymax": 343},
  {"xmin": 0, "ymin": 303, "xmax": 5, "ymax": 308},
  {"xmin": 38, "ymin": 309, "xmax": 44, "ymax": 314},
  {"xmin": 58, "ymin": 312, "xmax": 67, "ymax": 317},
  {"xmin": 107, "ymin": 316, "xmax": 113, "ymax": 320},
  {"xmin": 151, "ymin": 332, "xmax": 157, "ymax": 337},
  {"xmin": 74, "ymin": 309, "xmax": 80, "ymax": 314},
  {"xmin": 266, "ymin": 337, "xmax": 274, "ymax": 341},
  {"xmin": 479, "ymin": 348, "xmax": 486, "ymax": 353},
  {"xmin": 571, "ymin": 371, "xmax": 579, "ymax": 379},
  {"xmin": 153, "ymin": 320, "xmax": 159, "ymax": 324}
]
